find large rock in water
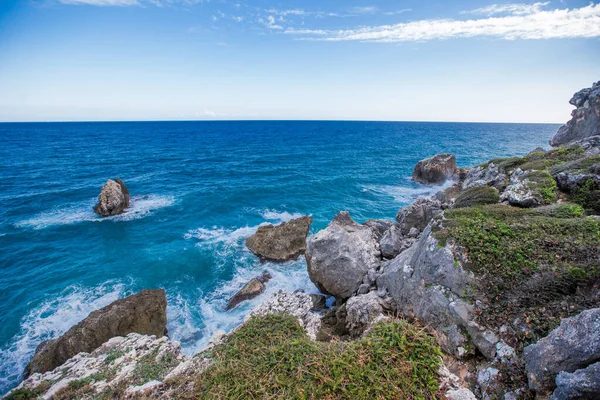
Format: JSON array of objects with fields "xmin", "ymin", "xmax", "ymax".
[
  {"xmin": 226, "ymin": 271, "xmax": 272, "ymax": 310},
  {"xmin": 550, "ymin": 81, "xmax": 600, "ymax": 146},
  {"xmin": 306, "ymin": 212, "xmax": 380, "ymax": 299},
  {"xmin": 412, "ymin": 153, "xmax": 458, "ymax": 184},
  {"xmin": 93, "ymin": 178, "xmax": 130, "ymax": 216},
  {"xmin": 24, "ymin": 289, "xmax": 167, "ymax": 377},
  {"xmin": 245, "ymin": 216, "xmax": 312, "ymax": 261},
  {"xmin": 524, "ymin": 308, "xmax": 600, "ymax": 396}
]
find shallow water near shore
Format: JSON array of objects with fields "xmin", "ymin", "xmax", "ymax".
[{"xmin": 0, "ymin": 120, "xmax": 557, "ymax": 394}]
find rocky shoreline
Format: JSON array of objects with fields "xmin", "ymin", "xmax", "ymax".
[{"xmin": 5, "ymin": 81, "xmax": 600, "ymax": 399}]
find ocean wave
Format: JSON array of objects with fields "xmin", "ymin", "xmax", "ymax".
[
  {"xmin": 361, "ymin": 181, "xmax": 453, "ymax": 204},
  {"xmin": 0, "ymin": 281, "xmax": 129, "ymax": 396},
  {"xmin": 14, "ymin": 195, "xmax": 175, "ymax": 230},
  {"xmin": 259, "ymin": 209, "xmax": 305, "ymax": 222}
]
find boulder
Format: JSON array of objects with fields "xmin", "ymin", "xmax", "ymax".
[
  {"xmin": 305, "ymin": 212, "xmax": 380, "ymax": 299},
  {"xmin": 412, "ymin": 153, "xmax": 458, "ymax": 184},
  {"xmin": 550, "ymin": 81, "xmax": 600, "ymax": 146},
  {"xmin": 245, "ymin": 216, "xmax": 312, "ymax": 261},
  {"xmin": 345, "ymin": 291, "xmax": 384, "ymax": 337},
  {"xmin": 24, "ymin": 289, "xmax": 167, "ymax": 377},
  {"xmin": 524, "ymin": 308, "xmax": 600, "ymax": 395},
  {"xmin": 550, "ymin": 362, "xmax": 600, "ymax": 400},
  {"xmin": 462, "ymin": 163, "xmax": 508, "ymax": 191},
  {"xmin": 395, "ymin": 197, "xmax": 443, "ymax": 235},
  {"xmin": 226, "ymin": 271, "xmax": 272, "ymax": 310},
  {"xmin": 500, "ymin": 169, "xmax": 555, "ymax": 208},
  {"xmin": 362, "ymin": 219, "xmax": 394, "ymax": 241},
  {"xmin": 93, "ymin": 179, "xmax": 130, "ymax": 216},
  {"xmin": 379, "ymin": 224, "xmax": 415, "ymax": 259},
  {"xmin": 309, "ymin": 294, "xmax": 327, "ymax": 311}
]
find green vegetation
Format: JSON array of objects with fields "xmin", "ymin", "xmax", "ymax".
[
  {"xmin": 524, "ymin": 170, "xmax": 558, "ymax": 204},
  {"xmin": 131, "ymin": 348, "xmax": 179, "ymax": 385},
  {"xmin": 483, "ymin": 145, "xmax": 585, "ymax": 172},
  {"xmin": 4, "ymin": 382, "xmax": 50, "ymax": 400},
  {"xmin": 570, "ymin": 178, "xmax": 600, "ymax": 212},
  {"xmin": 454, "ymin": 186, "xmax": 500, "ymax": 208},
  {"xmin": 103, "ymin": 348, "xmax": 124, "ymax": 365},
  {"xmin": 190, "ymin": 313, "xmax": 442, "ymax": 400},
  {"xmin": 435, "ymin": 204, "xmax": 600, "ymax": 346}
]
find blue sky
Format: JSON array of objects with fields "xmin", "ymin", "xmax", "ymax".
[{"xmin": 0, "ymin": 0, "xmax": 598, "ymax": 122}]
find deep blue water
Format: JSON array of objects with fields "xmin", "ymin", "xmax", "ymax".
[{"xmin": 0, "ymin": 120, "xmax": 558, "ymax": 393}]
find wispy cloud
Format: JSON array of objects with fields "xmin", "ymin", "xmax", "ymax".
[
  {"xmin": 348, "ymin": 6, "xmax": 378, "ymax": 14},
  {"xmin": 58, "ymin": 0, "xmax": 139, "ymax": 5},
  {"xmin": 461, "ymin": 2, "xmax": 549, "ymax": 16},
  {"xmin": 259, "ymin": 15, "xmax": 283, "ymax": 30},
  {"xmin": 382, "ymin": 9, "xmax": 412, "ymax": 16},
  {"xmin": 286, "ymin": 3, "xmax": 600, "ymax": 42}
]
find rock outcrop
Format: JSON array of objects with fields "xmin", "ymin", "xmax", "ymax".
[
  {"xmin": 462, "ymin": 163, "xmax": 508, "ymax": 190},
  {"xmin": 345, "ymin": 291, "xmax": 385, "ymax": 337},
  {"xmin": 550, "ymin": 362, "xmax": 600, "ymax": 400},
  {"xmin": 24, "ymin": 289, "xmax": 168, "ymax": 377},
  {"xmin": 412, "ymin": 154, "xmax": 458, "ymax": 184},
  {"xmin": 550, "ymin": 81, "xmax": 600, "ymax": 146},
  {"xmin": 524, "ymin": 308, "xmax": 600, "ymax": 396},
  {"xmin": 245, "ymin": 216, "xmax": 312, "ymax": 261},
  {"xmin": 395, "ymin": 197, "xmax": 443, "ymax": 235},
  {"xmin": 226, "ymin": 271, "xmax": 272, "ymax": 310},
  {"xmin": 305, "ymin": 212, "xmax": 380, "ymax": 299},
  {"xmin": 93, "ymin": 179, "xmax": 130, "ymax": 216},
  {"xmin": 500, "ymin": 169, "xmax": 556, "ymax": 208}
]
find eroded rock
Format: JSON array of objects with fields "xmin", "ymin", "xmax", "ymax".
[
  {"xmin": 462, "ymin": 163, "xmax": 508, "ymax": 191},
  {"xmin": 93, "ymin": 179, "xmax": 130, "ymax": 216},
  {"xmin": 226, "ymin": 271, "xmax": 272, "ymax": 310},
  {"xmin": 550, "ymin": 362, "xmax": 600, "ymax": 400},
  {"xmin": 245, "ymin": 216, "xmax": 312, "ymax": 261},
  {"xmin": 550, "ymin": 81, "xmax": 600, "ymax": 146},
  {"xmin": 413, "ymin": 154, "xmax": 458, "ymax": 184},
  {"xmin": 395, "ymin": 197, "xmax": 443, "ymax": 235},
  {"xmin": 345, "ymin": 291, "xmax": 384, "ymax": 337}
]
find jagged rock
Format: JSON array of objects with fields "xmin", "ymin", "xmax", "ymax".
[
  {"xmin": 395, "ymin": 197, "xmax": 443, "ymax": 235},
  {"xmin": 500, "ymin": 169, "xmax": 552, "ymax": 208},
  {"xmin": 550, "ymin": 362, "xmax": 600, "ymax": 400},
  {"xmin": 477, "ymin": 365, "xmax": 501, "ymax": 400},
  {"xmin": 309, "ymin": 294, "xmax": 327, "ymax": 311},
  {"xmin": 524, "ymin": 308, "xmax": 600, "ymax": 395},
  {"xmin": 250, "ymin": 290, "xmax": 321, "ymax": 340},
  {"xmin": 413, "ymin": 153, "xmax": 458, "ymax": 184},
  {"xmin": 377, "ymin": 225, "xmax": 500, "ymax": 359},
  {"xmin": 316, "ymin": 303, "xmax": 349, "ymax": 341},
  {"xmin": 12, "ymin": 333, "xmax": 184, "ymax": 400},
  {"xmin": 380, "ymin": 224, "xmax": 407, "ymax": 259},
  {"xmin": 550, "ymin": 156, "xmax": 600, "ymax": 192},
  {"xmin": 434, "ymin": 183, "xmax": 462, "ymax": 206},
  {"xmin": 24, "ymin": 289, "xmax": 167, "ymax": 378},
  {"xmin": 226, "ymin": 271, "xmax": 272, "ymax": 310},
  {"xmin": 362, "ymin": 219, "xmax": 394, "ymax": 241},
  {"xmin": 93, "ymin": 179, "xmax": 130, "ymax": 216},
  {"xmin": 550, "ymin": 81, "xmax": 600, "ymax": 146},
  {"xmin": 245, "ymin": 216, "xmax": 312, "ymax": 261},
  {"xmin": 446, "ymin": 388, "xmax": 478, "ymax": 400},
  {"xmin": 345, "ymin": 292, "xmax": 384, "ymax": 337},
  {"xmin": 306, "ymin": 212, "xmax": 380, "ymax": 299},
  {"xmin": 462, "ymin": 163, "xmax": 508, "ymax": 191}
]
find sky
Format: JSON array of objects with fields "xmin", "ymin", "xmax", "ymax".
[{"xmin": 0, "ymin": 0, "xmax": 598, "ymax": 122}]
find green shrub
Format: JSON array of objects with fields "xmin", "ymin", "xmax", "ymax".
[{"xmin": 454, "ymin": 186, "xmax": 500, "ymax": 208}]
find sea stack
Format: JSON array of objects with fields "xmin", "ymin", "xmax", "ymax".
[
  {"xmin": 94, "ymin": 178, "xmax": 130, "ymax": 216},
  {"xmin": 412, "ymin": 153, "xmax": 458, "ymax": 184}
]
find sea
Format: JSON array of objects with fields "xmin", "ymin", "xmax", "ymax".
[{"xmin": 0, "ymin": 120, "xmax": 558, "ymax": 394}]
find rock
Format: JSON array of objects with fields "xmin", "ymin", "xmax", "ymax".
[
  {"xmin": 362, "ymin": 219, "xmax": 394, "ymax": 241},
  {"xmin": 379, "ymin": 224, "xmax": 404, "ymax": 259},
  {"xmin": 306, "ymin": 212, "xmax": 380, "ymax": 299},
  {"xmin": 93, "ymin": 179, "xmax": 130, "ymax": 216},
  {"xmin": 412, "ymin": 153, "xmax": 458, "ymax": 184},
  {"xmin": 500, "ymin": 169, "xmax": 554, "ymax": 208},
  {"xmin": 550, "ymin": 362, "xmax": 600, "ymax": 400},
  {"xmin": 245, "ymin": 216, "xmax": 312, "ymax": 262},
  {"xmin": 395, "ymin": 197, "xmax": 443, "ymax": 235},
  {"xmin": 477, "ymin": 366, "xmax": 501, "ymax": 400},
  {"xmin": 11, "ymin": 333, "xmax": 185, "ymax": 400},
  {"xmin": 550, "ymin": 81, "xmax": 600, "ymax": 146},
  {"xmin": 462, "ymin": 163, "xmax": 508, "ymax": 191},
  {"xmin": 226, "ymin": 271, "xmax": 272, "ymax": 310},
  {"xmin": 345, "ymin": 292, "xmax": 384, "ymax": 337},
  {"xmin": 308, "ymin": 294, "xmax": 327, "ymax": 311},
  {"xmin": 250, "ymin": 290, "xmax": 321, "ymax": 340},
  {"xmin": 454, "ymin": 186, "xmax": 500, "ymax": 208},
  {"xmin": 316, "ymin": 303, "xmax": 349, "ymax": 341},
  {"xmin": 524, "ymin": 308, "xmax": 600, "ymax": 395},
  {"xmin": 446, "ymin": 388, "xmax": 478, "ymax": 400},
  {"xmin": 24, "ymin": 289, "xmax": 167, "ymax": 377}
]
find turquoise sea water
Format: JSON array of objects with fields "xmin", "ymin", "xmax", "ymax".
[{"xmin": 0, "ymin": 121, "xmax": 558, "ymax": 393}]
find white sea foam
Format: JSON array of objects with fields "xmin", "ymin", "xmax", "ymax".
[
  {"xmin": 362, "ymin": 181, "xmax": 453, "ymax": 204},
  {"xmin": 259, "ymin": 209, "xmax": 304, "ymax": 222},
  {"xmin": 0, "ymin": 281, "xmax": 128, "ymax": 396},
  {"xmin": 15, "ymin": 195, "xmax": 175, "ymax": 230}
]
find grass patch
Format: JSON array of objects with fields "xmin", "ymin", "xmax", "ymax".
[
  {"xmin": 131, "ymin": 349, "xmax": 179, "ymax": 385},
  {"xmin": 523, "ymin": 170, "xmax": 558, "ymax": 204},
  {"xmin": 103, "ymin": 348, "xmax": 124, "ymax": 365},
  {"xmin": 4, "ymin": 382, "xmax": 51, "ymax": 400},
  {"xmin": 454, "ymin": 186, "xmax": 499, "ymax": 208},
  {"xmin": 537, "ymin": 203, "xmax": 585, "ymax": 218},
  {"xmin": 435, "ymin": 204, "xmax": 600, "ymax": 347},
  {"xmin": 482, "ymin": 145, "xmax": 585, "ymax": 172},
  {"xmin": 190, "ymin": 314, "xmax": 442, "ymax": 400}
]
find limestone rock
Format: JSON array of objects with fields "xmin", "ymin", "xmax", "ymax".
[
  {"xmin": 93, "ymin": 179, "xmax": 130, "ymax": 216},
  {"xmin": 24, "ymin": 289, "xmax": 167, "ymax": 377},
  {"xmin": 309, "ymin": 294, "xmax": 327, "ymax": 311},
  {"xmin": 524, "ymin": 308, "xmax": 600, "ymax": 395},
  {"xmin": 550, "ymin": 81, "xmax": 600, "ymax": 146},
  {"xmin": 550, "ymin": 361, "xmax": 600, "ymax": 400},
  {"xmin": 395, "ymin": 197, "xmax": 443, "ymax": 235},
  {"xmin": 379, "ymin": 224, "xmax": 415, "ymax": 259},
  {"xmin": 362, "ymin": 219, "xmax": 394, "ymax": 241},
  {"xmin": 462, "ymin": 163, "xmax": 508, "ymax": 191},
  {"xmin": 226, "ymin": 271, "xmax": 272, "ymax": 310},
  {"xmin": 306, "ymin": 212, "xmax": 381, "ymax": 299},
  {"xmin": 245, "ymin": 216, "xmax": 312, "ymax": 261},
  {"xmin": 500, "ymin": 169, "xmax": 553, "ymax": 208},
  {"xmin": 250, "ymin": 290, "xmax": 321, "ymax": 340},
  {"xmin": 345, "ymin": 291, "xmax": 384, "ymax": 337},
  {"xmin": 412, "ymin": 153, "xmax": 458, "ymax": 184}
]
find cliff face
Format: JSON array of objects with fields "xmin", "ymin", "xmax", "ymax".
[{"xmin": 550, "ymin": 81, "xmax": 600, "ymax": 146}]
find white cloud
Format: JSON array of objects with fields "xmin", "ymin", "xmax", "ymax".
[
  {"xmin": 59, "ymin": 0, "xmax": 139, "ymax": 5},
  {"xmin": 265, "ymin": 9, "xmax": 310, "ymax": 16},
  {"xmin": 287, "ymin": 3, "xmax": 600, "ymax": 42},
  {"xmin": 348, "ymin": 6, "xmax": 378, "ymax": 14},
  {"xmin": 461, "ymin": 2, "xmax": 549, "ymax": 16},
  {"xmin": 259, "ymin": 15, "xmax": 283, "ymax": 30},
  {"xmin": 382, "ymin": 8, "xmax": 412, "ymax": 16}
]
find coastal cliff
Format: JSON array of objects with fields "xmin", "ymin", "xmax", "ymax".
[{"xmin": 6, "ymin": 82, "xmax": 600, "ymax": 400}]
